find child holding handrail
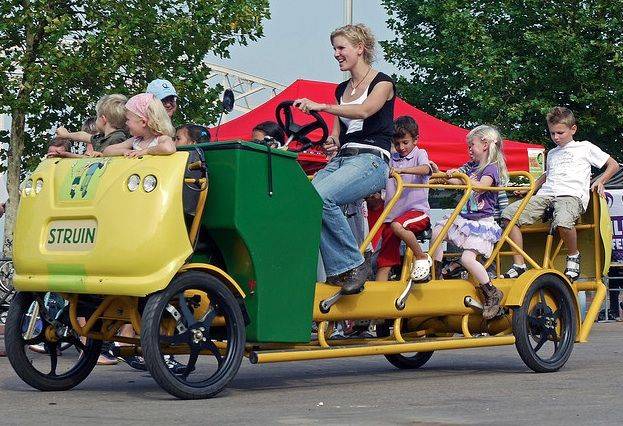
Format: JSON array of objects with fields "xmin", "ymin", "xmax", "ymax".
[
  {"xmin": 431, "ymin": 125, "xmax": 509, "ymax": 319},
  {"xmin": 500, "ymin": 107, "xmax": 619, "ymax": 281},
  {"xmin": 375, "ymin": 116, "xmax": 433, "ymax": 282}
]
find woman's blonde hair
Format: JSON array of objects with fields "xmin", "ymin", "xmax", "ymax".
[
  {"xmin": 330, "ymin": 23, "xmax": 376, "ymax": 64},
  {"xmin": 467, "ymin": 125, "xmax": 508, "ymax": 185},
  {"xmin": 145, "ymin": 98, "xmax": 175, "ymax": 137}
]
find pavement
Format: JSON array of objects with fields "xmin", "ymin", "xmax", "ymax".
[{"xmin": 0, "ymin": 322, "xmax": 622, "ymax": 425}]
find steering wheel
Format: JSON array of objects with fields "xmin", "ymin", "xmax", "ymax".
[{"xmin": 275, "ymin": 101, "xmax": 329, "ymax": 152}]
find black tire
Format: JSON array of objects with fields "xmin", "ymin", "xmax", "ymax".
[
  {"xmin": 141, "ymin": 271, "xmax": 246, "ymax": 399},
  {"xmin": 5, "ymin": 292, "xmax": 102, "ymax": 391},
  {"xmin": 512, "ymin": 274, "xmax": 577, "ymax": 373},
  {"xmin": 376, "ymin": 321, "xmax": 434, "ymax": 369}
]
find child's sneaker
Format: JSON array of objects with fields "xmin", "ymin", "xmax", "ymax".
[
  {"xmin": 500, "ymin": 264, "xmax": 526, "ymax": 279},
  {"xmin": 564, "ymin": 253, "xmax": 581, "ymax": 281},
  {"xmin": 97, "ymin": 352, "xmax": 119, "ymax": 365},
  {"xmin": 120, "ymin": 355, "xmax": 147, "ymax": 371},
  {"xmin": 164, "ymin": 355, "xmax": 189, "ymax": 374}
]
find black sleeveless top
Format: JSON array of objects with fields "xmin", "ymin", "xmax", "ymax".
[{"xmin": 335, "ymin": 72, "xmax": 395, "ymax": 152}]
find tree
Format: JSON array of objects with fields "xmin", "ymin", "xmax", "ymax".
[
  {"xmin": 381, "ymin": 0, "xmax": 623, "ymax": 158},
  {"xmin": 0, "ymin": 0, "xmax": 270, "ymax": 253}
]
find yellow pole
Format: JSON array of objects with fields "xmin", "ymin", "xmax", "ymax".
[{"xmin": 251, "ymin": 335, "xmax": 516, "ymax": 364}]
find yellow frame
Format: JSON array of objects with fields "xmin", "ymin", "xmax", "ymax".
[{"xmin": 33, "ymin": 168, "xmax": 610, "ymax": 362}]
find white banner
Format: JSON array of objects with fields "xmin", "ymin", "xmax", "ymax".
[{"xmin": 605, "ymin": 189, "xmax": 623, "ymax": 264}]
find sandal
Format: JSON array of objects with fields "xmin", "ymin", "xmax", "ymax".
[
  {"xmin": 442, "ymin": 260, "xmax": 464, "ymax": 279},
  {"xmin": 410, "ymin": 255, "xmax": 432, "ymax": 282},
  {"xmin": 499, "ymin": 264, "xmax": 527, "ymax": 279},
  {"xmin": 565, "ymin": 253, "xmax": 581, "ymax": 282}
]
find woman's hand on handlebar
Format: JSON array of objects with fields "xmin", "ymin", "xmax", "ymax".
[{"xmin": 294, "ymin": 98, "xmax": 325, "ymax": 114}]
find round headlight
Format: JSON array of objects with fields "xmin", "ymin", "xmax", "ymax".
[
  {"xmin": 24, "ymin": 179, "xmax": 33, "ymax": 196},
  {"xmin": 127, "ymin": 174, "xmax": 140, "ymax": 192},
  {"xmin": 143, "ymin": 175, "xmax": 157, "ymax": 193},
  {"xmin": 35, "ymin": 178, "xmax": 44, "ymax": 194}
]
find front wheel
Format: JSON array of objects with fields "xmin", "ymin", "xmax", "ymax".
[
  {"xmin": 512, "ymin": 275, "xmax": 577, "ymax": 373},
  {"xmin": 141, "ymin": 271, "xmax": 246, "ymax": 399},
  {"xmin": 5, "ymin": 292, "xmax": 101, "ymax": 391}
]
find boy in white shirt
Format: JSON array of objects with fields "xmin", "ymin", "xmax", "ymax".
[{"xmin": 501, "ymin": 106, "xmax": 619, "ymax": 281}]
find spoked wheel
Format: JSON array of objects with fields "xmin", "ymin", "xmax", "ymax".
[
  {"xmin": 376, "ymin": 320, "xmax": 434, "ymax": 369},
  {"xmin": 5, "ymin": 292, "xmax": 102, "ymax": 391},
  {"xmin": 512, "ymin": 275, "xmax": 577, "ymax": 373},
  {"xmin": 141, "ymin": 271, "xmax": 246, "ymax": 399}
]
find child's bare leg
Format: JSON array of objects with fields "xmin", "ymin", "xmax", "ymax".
[
  {"xmin": 375, "ymin": 266, "xmax": 391, "ymax": 281},
  {"xmin": 118, "ymin": 324, "xmax": 135, "ymax": 345},
  {"xmin": 390, "ymin": 222, "xmax": 427, "ymax": 260},
  {"xmin": 430, "ymin": 226, "xmax": 444, "ymax": 262},
  {"xmin": 557, "ymin": 226, "xmax": 579, "ymax": 255},
  {"xmin": 462, "ymin": 250, "xmax": 503, "ymax": 319},
  {"xmin": 460, "ymin": 250, "xmax": 490, "ymax": 284},
  {"xmin": 508, "ymin": 223, "xmax": 525, "ymax": 264}
]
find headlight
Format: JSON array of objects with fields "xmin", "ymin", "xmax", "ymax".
[
  {"xmin": 127, "ymin": 174, "xmax": 140, "ymax": 192},
  {"xmin": 143, "ymin": 175, "xmax": 157, "ymax": 193},
  {"xmin": 35, "ymin": 178, "xmax": 44, "ymax": 194},
  {"xmin": 24, "ymin": 179, "xmax": 33, "ymax": 196}
]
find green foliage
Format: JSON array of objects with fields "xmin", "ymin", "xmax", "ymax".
[
  {"xmin": 381, "ymin": 0, "xmax": 623, "ymax": 160},
  {"xmin": 0, "ymin": 0, "xmax": 270, "ymax": 171}
]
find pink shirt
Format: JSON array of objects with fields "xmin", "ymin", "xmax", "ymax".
[{"xmin": 384, "ymin": 147, "xmax": 431, "ymax": 221}]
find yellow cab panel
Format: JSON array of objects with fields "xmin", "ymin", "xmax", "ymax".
[{"xmin": 13, "ymin": 153, "xmax": 192, "ymax": 296}]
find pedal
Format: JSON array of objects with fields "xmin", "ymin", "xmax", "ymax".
[
  {"xmin": 464, "ymin": 296, "xmax": 483, "ymax": 311},
  {"xmin": 319, "ymin": 289, "xmax": 343, "ymax": 313},
  {"xmin": 395, "ymin": 278, "xmax": 415, "ymax": 310}
]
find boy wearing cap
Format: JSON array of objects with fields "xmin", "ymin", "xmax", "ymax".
[{"xmin": 146, "ymin": 78, "xmax": 178, "ymax": 118}]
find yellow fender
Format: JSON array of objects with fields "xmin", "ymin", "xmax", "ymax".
[
  {"xmin": 178, "ymin": 263, "xmax": 246, "ymax": 299},
  {"xmin": 503, "ymin": 268, "xmax": 581, "ymax": 331}
]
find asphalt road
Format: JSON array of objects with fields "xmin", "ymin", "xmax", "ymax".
[{"xmin": 0, "ymin": 322, "xmax": 621, "ymax": 425}]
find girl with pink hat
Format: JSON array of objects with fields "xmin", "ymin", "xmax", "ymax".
[{"xmin": 103, "ymin": 93, "xmax": 176, "ymax": 157}]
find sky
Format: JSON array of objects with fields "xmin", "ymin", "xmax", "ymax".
[{"xmin": 205, "ymin": 0, "xmax": 404, "ymax": 86}]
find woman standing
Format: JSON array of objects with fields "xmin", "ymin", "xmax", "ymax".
[{"xmin": 294, "ymin": 24, "xmax": 395, "ymax": 294}]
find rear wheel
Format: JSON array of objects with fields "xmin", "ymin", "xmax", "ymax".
[
  {"xmin": 5, "ymin": 292, "xmax": 101, "ymax": 391},
  {"xmin": 376, "ymin": 321, "xmax": 434, "ymax": 369},
  {"xmin": 141, "ymin": 271, "xmax": 246, "ymax": 399},
  {"xmin": 512, "ymin": 275, "xmax": 577, "ymax": 372}
]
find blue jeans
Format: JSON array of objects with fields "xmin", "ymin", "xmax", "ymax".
[{"xmin": 312, "ymin": 153, "xmax": 389, "ymax": 276}]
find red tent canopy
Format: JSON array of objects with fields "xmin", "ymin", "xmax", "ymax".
[{"xmin": 211, "ymin": 79, "xmax": 543, "ymax": 171}]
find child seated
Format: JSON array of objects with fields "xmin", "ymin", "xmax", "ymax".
[
  {"xmin": 252, "ymin": 121, "xmax": 285, "ymax": 148},
  {"xmin": 442, "ymin": 153, "xmax": 509, "ymax": 279},
  {"xmin": 175, "ymin": 124, "xmax": 211, "ymax": 147},
  {"xmin": 47, "ymin": 136, "xmax": 71, "ymax": 157},
  {"xmin": 375, "ymin": 116, "xmax": 433, "ymax": 282},
  {"xmin": 501, "ymin": 106, "xmax": 619, "ymax": 281},
  {"xmin": 56, "ymin": 94, "xmax": 128, "ymax": 157},
  {"xmin": 103, "ymin": 93, "xmax": 176, "ymax": 157},
  {"xmin": 175, "ymin": 124, "xmax": 210, "ymax": 218},
  {"xmin": 431, "ymin": 125, "xmax": 508, "ymax": 319}
]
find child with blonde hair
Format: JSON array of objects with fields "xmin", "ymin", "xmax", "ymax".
[
  {"xmin": 501, "ymin": 107, "xmax": 619, "ymax": 281},
  {"xmin": 56, "ymin": 94, "xmax": 129, "ymax": 157},
  {"xmin": 431, "ymin": 125, "xmax": 509, "ymax": 319},
  {"xmin": 103, "ymin": 93, "xmax": 175, "ymax": 157}
]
